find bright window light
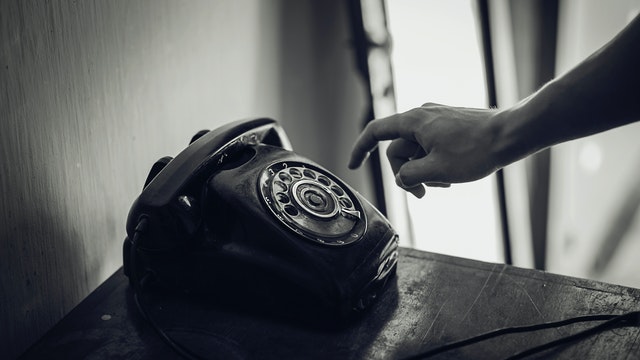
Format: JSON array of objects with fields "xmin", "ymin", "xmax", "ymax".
[{"xmin": 386, "ymin": 0, "xmax": 502, "ymax": 262}]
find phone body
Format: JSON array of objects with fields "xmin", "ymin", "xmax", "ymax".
[{"xmin": 123, "ymin": 118, "xmax": 398, "ymax": 320}]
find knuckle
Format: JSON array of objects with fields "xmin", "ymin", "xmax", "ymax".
[
  {"xmin": 363, "ymin": 119, "xmax": 382, "ymax": 137},
  {"xmin": 361, "ymin": 121, "xmax": 374, "ymax": 135},
  {"xmin": 385, "ymin": 141, "xmax": 402, "ymax": 158},
  {"xmin": 385, "ymin": 143, "xmax": 394, "ymax": 157},
  {"xmin": 404, "ymin": 109, "xmax": 424, "ymax": 129}
]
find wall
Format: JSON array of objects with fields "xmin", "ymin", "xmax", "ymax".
[
  {"xmin": 547, "ymin": 0, "xmax": 640, "ymax": 286},
  {"xmin": 0, "ymin": 1, "xmax": 369, "ymax": 358},
  {"xmin": 277, "ymin": 1, "xmax": 370, "ymax": 189}
]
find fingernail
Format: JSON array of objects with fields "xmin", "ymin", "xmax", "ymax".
[{"xmin": 395, "ymin": 174, "xmax": 406, "ymax": 188}]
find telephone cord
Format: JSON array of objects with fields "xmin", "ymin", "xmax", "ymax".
[
  {"xmin": 130, "ymin": 217, "xmax": 204, "ymax": 360},
  {"xmin": 130, "ymin": 217, "xmax": 640, "ymax": 360},
  {"xmin": 402, "ymin": 310, "xmax": 640, "ymax": 359}
]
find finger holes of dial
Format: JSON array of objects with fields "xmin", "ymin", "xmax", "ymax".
[
  {"xmin": 303, "ymin": 169, "xmax": 316, "ymax": 179},
  {"xmin": 284, "ymin": 205, "xmax": 299, "ymax": 216},
  {"xmin": 276, "ymin": 192, "xmax": 290, "ymax": 204},
  {"xmin": 330, "ymin": 185, "xmax": 344, "ymax": 196},
  {"xmin": 317, "ymin": 175, "xmax": 330, "ymax": 186},
  {"xmin": 278, "ymin": 172, "xmax": 293, "ymax": 183},
  {"xmin": 339, "ymin": 197, "xmax": 353, "ymax": 209},
  {"xmin": 273, "ymin": 180, "xmax": 288, "ymax": 193},
  {"xmin": 289, "ymin": 168, "xmax": 302, "ymax": 179}
]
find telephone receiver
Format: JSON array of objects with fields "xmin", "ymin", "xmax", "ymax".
[{"xmin": 123, "ymin": 118, "xmax": 398, "ymax": 321}]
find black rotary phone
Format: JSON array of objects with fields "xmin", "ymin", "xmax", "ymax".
[{"xmin": 123, "ymin": 118, "xmax": 398, "ymax": 320}]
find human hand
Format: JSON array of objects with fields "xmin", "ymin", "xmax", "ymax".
[{"xmin": 348, "ymin": 103, "xmax": 502, "ymax": 198}]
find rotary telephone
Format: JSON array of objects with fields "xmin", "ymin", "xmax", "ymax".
[{"xmin": 123, "ymin": 118, "xmax": 398, "ymax": 320}]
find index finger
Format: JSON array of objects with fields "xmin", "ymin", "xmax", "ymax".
[{"xmin": 348, "ymin": 113, "xmax": 417, "ymax": 169}]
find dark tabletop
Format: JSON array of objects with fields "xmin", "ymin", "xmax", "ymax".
[{"xmin": 20, "ymin": 247, "xmax": 640, "ymax": 359}]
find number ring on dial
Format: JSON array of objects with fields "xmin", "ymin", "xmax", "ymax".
[
  {"xmin": 291, "ymin": 180, "xmax": 339, "ymax": 218},
  {"xmin": 258, "ymin": 161, "xmax": 366, "ymax": 246}
]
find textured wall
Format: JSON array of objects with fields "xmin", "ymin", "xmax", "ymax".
[{"xmin": 0, "ymin": 1, "xmax": 369, "ymax": 357}]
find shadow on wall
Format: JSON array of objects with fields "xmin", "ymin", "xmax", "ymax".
[
  {"xmin": 0, "ymin": 3, "xmax": 129, "ymax": 357},
  {"xmin": 0, "ymin": 176, "xmax": 99, "ymax": 359}
]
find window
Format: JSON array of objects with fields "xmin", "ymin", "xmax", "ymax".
[{"xmin": 386, "ymin": 0, "xmax": 502, "ymax": 262}]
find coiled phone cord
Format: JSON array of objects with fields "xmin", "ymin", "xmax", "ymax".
[{"xmin": 130, "ymin": 217, "xmax": 640, "ymax": 359}]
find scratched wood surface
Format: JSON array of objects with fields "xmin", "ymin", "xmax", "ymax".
[{"xmin": 21, "ymin": 248, "xmax": 640, "ymax": 359}]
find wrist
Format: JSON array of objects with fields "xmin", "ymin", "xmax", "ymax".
[
  {"xmin": 488, "ymin": 101, "xmax": 541, "ymax": 169},
  {"xmin": 488, "ymin": 77, "xmax": 567, "ymax": 169}
]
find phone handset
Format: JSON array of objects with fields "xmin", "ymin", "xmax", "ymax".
[{"xmin": 126, "ymin": 118, "xmax": 291, "ymax": 249}]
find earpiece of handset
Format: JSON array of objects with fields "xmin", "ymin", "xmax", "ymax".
[
  {"xmin": 143, "ymin": 156, "xmax": 173, "ymax": 189},
  {"xmin": 189, "ymin": 130, "xmax": 210, "ymax": 145},
  {"xmin": 142, "ymin": 129, "xmax": 210, "ymax": 189}
]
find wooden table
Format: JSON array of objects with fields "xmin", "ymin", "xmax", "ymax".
[{"xmin": 20, "ymin": 248, "xmax": 640, "ymax": 359}]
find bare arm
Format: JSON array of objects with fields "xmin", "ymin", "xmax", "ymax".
[
  {"xmin": 493, "ymin": 13, "xmax": 640, "ymax": 165},
  {"xmin": 349, "ymin": 14, "xmax": 640, "ymax": 198}
]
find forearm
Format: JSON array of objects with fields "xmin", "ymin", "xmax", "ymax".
[{"xmin": 491, "ymin": 15, "xmax": 640, "ymax": 167}]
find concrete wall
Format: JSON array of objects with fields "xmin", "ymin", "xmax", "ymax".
[{"xmin": 0, "ymin": 1, "xmax": 369, "ymax": 357}]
